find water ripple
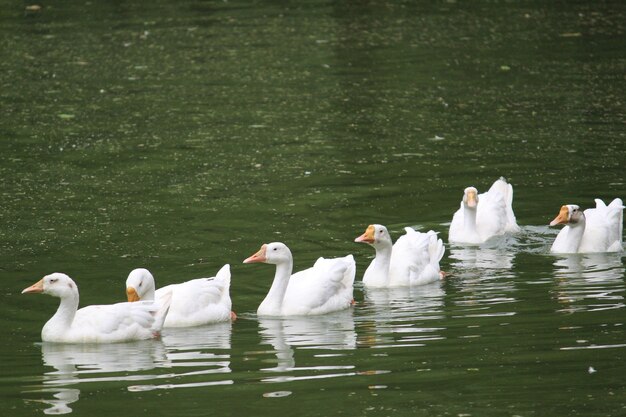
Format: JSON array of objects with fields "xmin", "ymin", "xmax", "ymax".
[
  {"xmin": 551, "ymin": 253, "xmax": 625, "ymax": 314},
  {"xmin": 356, "ymin": 284, "xmax": 446, "ymax": 350},
  {"xmin": 23, "ymin": 322, "xmax": 235, "ymax": 414},
  {"xmin": 256, "ymin": 311, "xmax": 357, "ymax": 374}
]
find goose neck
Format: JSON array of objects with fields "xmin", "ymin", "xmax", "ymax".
[
  {"xmin": 463, "ymin": 205, "xmax": 478, "ymax": 235},
  {"xmin": 363, "ymin": 242, "xmax": 392, "ymax": 286},
  {"xmin": 373, "ymin": 243, "xmax": 392, "ymax": 272},
  {"xmin": 43, "ymin": 292, "xmax": 79, "ymax": 336},
  {"xmin": 259, "ymin": 259, "xmax": 293, "ymax": 315},
  {"xmin": 566, "ymin": 216, "xmax": 586, "ymax": 253}
]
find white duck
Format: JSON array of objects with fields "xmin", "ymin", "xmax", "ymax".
[
  {"xmin": 549, "ymin": 198, "xmax": 624, "ymax": 254},
  {"xmin": 22, "ymin": 273, "xmax": 171, "ymax": 343},
  {"xmin": 355, "ymin": 224, "xmax": 445, "ymax": 288},
  {"xmin": 125, "ymin": 264, "xmax": 234, "ymax": 327},
  {"xmin": 243, "ymin": 242, "xmax": 355, "ymax": 317},
  {"xmin": 449, "ymin": 177, "xmax": 520, "ymax": 244}
]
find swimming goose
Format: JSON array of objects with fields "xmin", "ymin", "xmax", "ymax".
[
  {"xmin": 449, "ymin": 177, "xmax": 520, "ymax": 244},
  {"xmin": 243, "ymin": 242, "xmax": 355, "ymax": 316},
  {"xmin": 550, "ymin": 198, "xmax": 624, "ymax": 254},
  {"xmin": 355, "ymin": 224, "xmax": 445, "ymax": 288},
  {"xmin": 125, "ymin": 265, "xmax": 234, "ymax": 327},
  {"xmin": 22, "ymin": 273, "xmax": 170, "ymax": 343}
]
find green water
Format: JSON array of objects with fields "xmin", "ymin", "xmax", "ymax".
[{"xmin": 1, "ymin": 0, "xmax": 625, "ymax": 416}]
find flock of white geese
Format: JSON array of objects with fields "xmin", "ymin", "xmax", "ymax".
[{"xmin": 22, "ymin": 178, "xmax": 624, "ymax": 344}]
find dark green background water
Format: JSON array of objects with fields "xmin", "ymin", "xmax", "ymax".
[{"xmin": 1, "ymin": 1, "xmax": 625, "ymax": 416}]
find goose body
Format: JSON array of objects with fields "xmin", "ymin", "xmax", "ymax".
[
  {"xmin": 125, "ymin": 264, "xmax": 234, "ymax": 327},
  {"xmin": 243, "ymin": 242, "xmax": 355, "ymax": 317},
  {"xmin": 355, "ymin": 224, "xmax": 445, "ymax": 288},
  {"xmin": 22, "ymin": 273, "xmax": 170, "ymax": 343},
  {"xmin": 449, "ymin": 177, "xmax": 520, "ymax": 244},
  {"xmin": 550, "ymin": 198, "xmax": 624, "ymax": 254}
]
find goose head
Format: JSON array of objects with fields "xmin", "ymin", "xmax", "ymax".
[
  {"xmin": 125, "ymin": 268, "xmax": 156, "ymax": 302},
  {"xmin": 462, "ymin": 187, "xmax": 479, "ymax": 209},
  {"xmin": 243, "ymin": 242, "xmax": 292, "ymax": 265},
  {"xmin": 354, "ymin": 224, "xmax": 393, "ymax": 248},
  {"xmin": 550, "ymin": 204, "xmax": 584, "ymax": 226},
  {"xmin": 22, "ymin": 273, "xmax": 78, "ymax": 298}
]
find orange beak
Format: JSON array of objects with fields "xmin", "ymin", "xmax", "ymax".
[
  {"xmin": 22, "ymin": 278, "xmax": 44, "ymax": 294},
  {"xmin": 550, "ymin": 205, "xmax": 570, "ymax": 226},
  {"xmin": 126, "ymin": 287, "xmax": 140, "ymax": 302},
  {"xmin": 466, "ymin": 190, "xmax": 478, "ymax": 208},
  {"xmin": 243, "ymin": 244, "xmax": 267, "ymax": 263},
  {"xmin": 355, "ymin": 225, "xmax": 375, "ymax": 244}
]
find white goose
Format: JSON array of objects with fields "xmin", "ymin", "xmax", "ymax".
[
  {"xmin": 22, "ymin": 273, "xmax": 171, "ymax": 343},
  {"xmin": 125, "ymin": 264, "xmax": 234, "ymax": 327},
  {"xmin": 449, "ymin": 177, "xmax": 520, "ymax": 244},
  {"xmin": 243, "ymin": 242, "xmax": 355, "ymax": 317},
  {"xmin": 355, "ymin": 224, "xmax": 445, "ymax": 288},
  {"xmin": 549, "ymin": 198, "xmax": 624, "ymax": 254}
]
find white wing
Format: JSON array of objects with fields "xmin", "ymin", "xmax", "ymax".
[
  {"xmin": 580, "ymin": 199, "xmax": 624, "ymax": 252},
  {"xmin": 283, "ymin": 255, "xmax": 355, "ymax": 315},
  {"xmin": 71, "ymin": 301, "xmax": 160, "ymax": 343},
  {"xmin": 390, "ymin": 228, "xmax": 444, "ymax": 286},
  {"xmin": 155, "ymin": 264, "xmax": 232, "ymax": 327},
  {"xmin": 476, "ymin": 186, "xmax": 508, "ymax": 239}
]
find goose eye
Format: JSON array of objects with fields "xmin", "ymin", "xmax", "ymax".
[
  {"xmin": 273, "ymin": 247, "xmax": 278, "ymax": 251},
  {"xmin": 49, "ymin": 278, "xmax": 57, "ymax": 283}
]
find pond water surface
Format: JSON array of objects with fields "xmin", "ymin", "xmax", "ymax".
[{"xmin": 1, "ymin": 1, "xmax": 625, "ymax": 416}]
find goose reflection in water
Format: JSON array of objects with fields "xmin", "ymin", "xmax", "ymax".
[
  {"xmin": 127, "ymin": 322, "xmax": 234, "ymax": 391},
  {"xmin": 25, "ymin": 388, "xmax": 80, "ymax": 415},
  {"xmin": 552, "ymin": 253, "xmax": 625, "ymax": 313},
  {"xmin": 447, "ymin": 243, "xmax": 519, "ymax": 316},
  {"xmin": 26, "ymin": 323, "xmax": 234, "ymax": 413},
  {"xmin": 25, "ymin": 340, "xmax": 166, "ymax": 414},
  {"xmin": 448, "ymin": 243, "xmax": 515, "ymax": 273},
  {"xmin": 360, "ymin": 283, "xmax": 445, "ymax": 349},
  {"xmin": 257, "ymin": 310, "xmax": 357, "ymax": 379},
  {"xmin": 161, "ymin": 321, "xmax": 232, "ymax": 352}
]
